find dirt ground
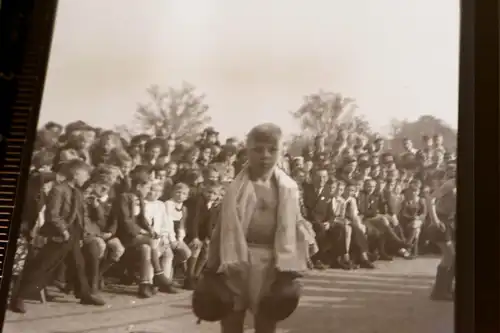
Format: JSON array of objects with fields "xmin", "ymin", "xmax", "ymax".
[{"xmin": 3, "ymin": 256, "xmax": 453, "ymax": 333}]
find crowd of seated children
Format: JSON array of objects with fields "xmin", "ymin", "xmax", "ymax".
[{"xmin": 9, "ymin": 121, "xmax": 456, "ymax": 313}]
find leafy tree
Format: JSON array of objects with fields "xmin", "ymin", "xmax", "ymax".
[
  {"xmin": 291, "ymin": 90, "xmax": 360, "ymax": 138},
  {"xmin": 288, "ymin": 90, "xmax": 372, "ymax": 154},
  {"xmin": 388, "ymin": 115, "xmax": 457, "ymax": 154},
  {"xmin": 134, "ymin": 83, "xmax": 212, "ymax": 143}
]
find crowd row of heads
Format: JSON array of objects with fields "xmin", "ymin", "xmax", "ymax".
[
  {"xmin": 52, "ymin": 159, "xmax": 225, "ymax": 203},
  {"xmin": 309, "ymin": 168, "xmax": 429, "ymax": 200}
]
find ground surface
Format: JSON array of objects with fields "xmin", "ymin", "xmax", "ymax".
[{"xmin": 3, "ymin": 256, "xmax": 453, "ymax": 333}]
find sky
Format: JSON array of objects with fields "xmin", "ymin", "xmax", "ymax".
[{"xmin": 38, "ymin": 0, "xmax": 460, "ymax": 139}]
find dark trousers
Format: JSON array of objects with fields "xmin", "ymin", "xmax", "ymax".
[
  {"xmin": 14, "ymin": 228, "xmax": 91, "ymax": 300},
  {"xmin": 364, "ymin": 221, "xmax": 384, "ymax": 254},
  {"xmin": 323, "ymin": 225, "xmax": 345, "ymax": 261},
  {"xmin": 311, "ymin": 222, "xmax": 328, "ymax": 262},
  {"xmin": 81, "ymin": 240, "xmax": 102, "ymax": 292},
  {"xmin": 350, "ymin": 224, "xmax": 369, "ymax": 253}
]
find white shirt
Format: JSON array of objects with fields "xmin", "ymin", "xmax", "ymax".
[
  {"xmin": 144, "ymin": 200, "xmax": 176, "ymax": 244},
  {"xmin": 331, "ymin": 197, "xmax": 347, "ymax": 219},
  {"xmin": 165, "ymin": 200, "xmax": 186, "ymax": 241}
]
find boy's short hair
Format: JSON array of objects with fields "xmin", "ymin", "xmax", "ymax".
[
  {"xmin": 172, "ymin": 182, "xmax": 190, "ymax": 193},
  {"xmin": 153, "ymin": 164, "xmax": 167, "ymax": 173},
  {"xmin": 166, "ymin": 161, "xmax": 178, "ymax": 168},
  {"xmin": 131, "ymin": 164, "xmax": 152, "ymax": 176},
  {"xmin": 145, "ymin": 138, "xmax": 163, "ymax": 152},
  {"xmin": 150, "ymin": 180, "xmax": 164, "ymax": 191},
  {"xmin": 65, "ymin": 159, "xmax": 92, "ymax": 177},
  {"xmin": 112, "ymin": 151, "xmax": 132, "ymax": 167},
  {"xmin": 130, "ymin": 170, "xmax": 151, "ymax": 187},
  {"xmin": 336, "ymin": 180, "xmax": 346, "ymax": 187}
]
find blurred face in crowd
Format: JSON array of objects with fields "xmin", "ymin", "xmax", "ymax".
[
  {"xmin": 406, "ymin": 187, "xmax": 420, "ymax": 200},
  {"xmin": 342, "ymin": 148, "xmax": 354, "ymax": 160},
  {"xmin": 409, "ymin": 179, "xmax": 422, "ymax": 192},
  {"xmin": 363, "ymin": 179, "xmax": 376, "ymax": 195},
  {"xmin": 333, "ymin": 182, "xmax": 345, "ymax": 197},
  {"xmin": 292, "ymin": 170, "xmax": 306, "ymax": 185},
  {"xmin": 314, "ymin": 137, "xmax": 325, "ymax": 151},
  {"xmin": 187, "ymin": 149, "xmax": 200, "ymax": 164},
  {"xmin": 423, "ymin": 136, "xmax": 433, "ymax": 149},
  {"xmin": 376, "ymin": 179, "xmax": 386, "ymax": 194},
  {"xmin": 225, "ymin": 151, "xmax": 236, "ymax": 164},
  {"xmin": 304, "ymin": 160, "xmax": 314, "ymax": 173},
  {"xmin": 120, "ymin": 161, "xmax": 133, "ymax": 177},
  {"xmin": 434, "ymin": 135, "xmax": 443, "ymax": 146},
  {"xmin": 387, "ymin": 169, "xmax": 399, "ymax": 181},
  {"xmin": 338, "ymin": 130, "xmax": 348, "ymax": 141},
  {"xmin": 166, "ymin": 162, "xmax": 178, "ymax": 177},
  {"xmin": 313, "ymin": 169, "xmax": 329, "ymax": 189},
  {"xmin": 165, "ymin": 138, "xmax": 176, "ymax": 154},
  {"xmin": 212, "ymin": 146, "xmax": 222, "ymax": 158},
  {"xmin": 329, "ymin": 181, "xmax": 338, "ymax": 196},
  {"xmin": 370, "ymin": 165, "xmax": 381, "ymax": 178},
  {"xmin": 56, "ymin": 172, "xmax": 66, "ymax": 183},
  {"xmin": 172, "ymin": 186, "xmax": 190, "ymax": 203},
  {"xmin": 344, "ymin": 161, "xmax": 357, "ymax": 174},
  {"xmin": 206, "ymin": 133, "xmax": 217, "ymax": 144},
  {"xmin": 155, "ymin": 169, "xmax": 167, "ymax": 182},
  {"xmin": 42, "ymin": 181, "xmax": 54, "ymax": 195},
  {"xmin": 47, "ymin": 125, "xmax": 62, "ymax": 136},
  {"xmin": 148, "ymin": 145, "xmax": 162, "ymax": 161},
  {"xmin": 446, "ymin": 166, "xmax": 456, "ymax": 179},
  {"xmin": 136, "ymin": 182, "xmax": 151, "ymax": 198},
  {"xmin": 293, "ymin": 158, "xmax": 304, "ymax": 170},
  {"xmin": 327, "ymin": 165, "xmax": 337, "ymax": 181},
  {"xmin": 403, "ymin": 139, "xmax": 413, "ymax": 151},
  {"xmin": 77, "ymin": 131, "xmax": 96, "ymax": 150},
  {"xmin": 146, "ymin": 183, "xmax": 163, "ymax": 201},
  {"xmin": 386, "ymin": 162, "xmax": 397, "ymax": 171},
  {"xmin": 433, "ymin": 151, "xmax": 444, "ymax": 165},
  {"xmin": 374, "ymin": 139, "xmax": 384, "ymax": 151},
  {"xmin": 93, "ymin": 183, "xmax": 111, "ymax": 199},
  {"xmin": 344, "ymin": 184, "xmax": 357, "ymax": 199},
  {"xmin": 129, "ymin": 143, "xmax": 142, "ymax": 156},
  {"xmin": 203, "ymin": 186, "xmax": 219, "ymax": 203},
  {"xmin": 378, "ymin": 168, "xmax": 387, "ymax": 181},
  {"xmin": 201, "ymin": 147, "xmax": 212, "ymax": 161},
  {"xmin": 68, "ymin": 130, "xmax": 82, "ymax": 143},
  {"xmin": 72, "ymin": 168, "xmax": 91, "ymax": 188},
  {"xmin": 371, "ymin": 155, "xmax": 380, "ymax": 166},
  {"xmin": 394, "ymin": 182, "xmax": 403, "ymax": 195},
  {"xmin": 421, "ymin": 185, "xmax": 431, "ymax": 197},
  {"xmin": 402, "ymin": 171, "xmax": 413, "ymax": 184},
  {"xmin": 385, "ymin": 180, "xmax": 396, "ymax": 193},
  {"xmin": 359, "ymin": 166, "xmax": 371, "ymax": 178},
  {"xmin": 206, "ymin": 169, "xmax": 220, "ymax": 184},
  {"xmin": 356, "ymin": 136, "xmax": 368, "ymax": 148},
  {"xmin": 101, "ymin": 136, "xmax": 114, "ymax": 154}
]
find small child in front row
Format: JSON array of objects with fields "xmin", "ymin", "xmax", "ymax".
[
  {"xmin": 164, "ymin": 183, "xmax": 192, "ymax": 285},
  {"xmin": 144, "ymin": 181, "xmax": 190, "ymax": 294},
  {"xmin": 184, "ymin": 182, "xmax": 222, "ymax": 289}
]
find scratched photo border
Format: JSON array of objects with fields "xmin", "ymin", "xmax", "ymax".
[
  {"xmin": 0, "ymin": 0, "xmax": 59, "ymax": 329},
  {"xmin": 0, "ymin": 0, "xmax": 495, "ymax": 332}
]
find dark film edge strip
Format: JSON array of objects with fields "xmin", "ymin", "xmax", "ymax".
[{"xmin": 0, "ymin": 0, "xmax": 58, "ymax": 326}]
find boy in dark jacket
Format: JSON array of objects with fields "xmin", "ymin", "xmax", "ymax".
[
  {"xmin": 10, "ymin": 160, "xmax": 105, "ymax": 314},
  {"xmin": 184, "ymin": 183, "xmax": 221, "ymax": 289}
]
